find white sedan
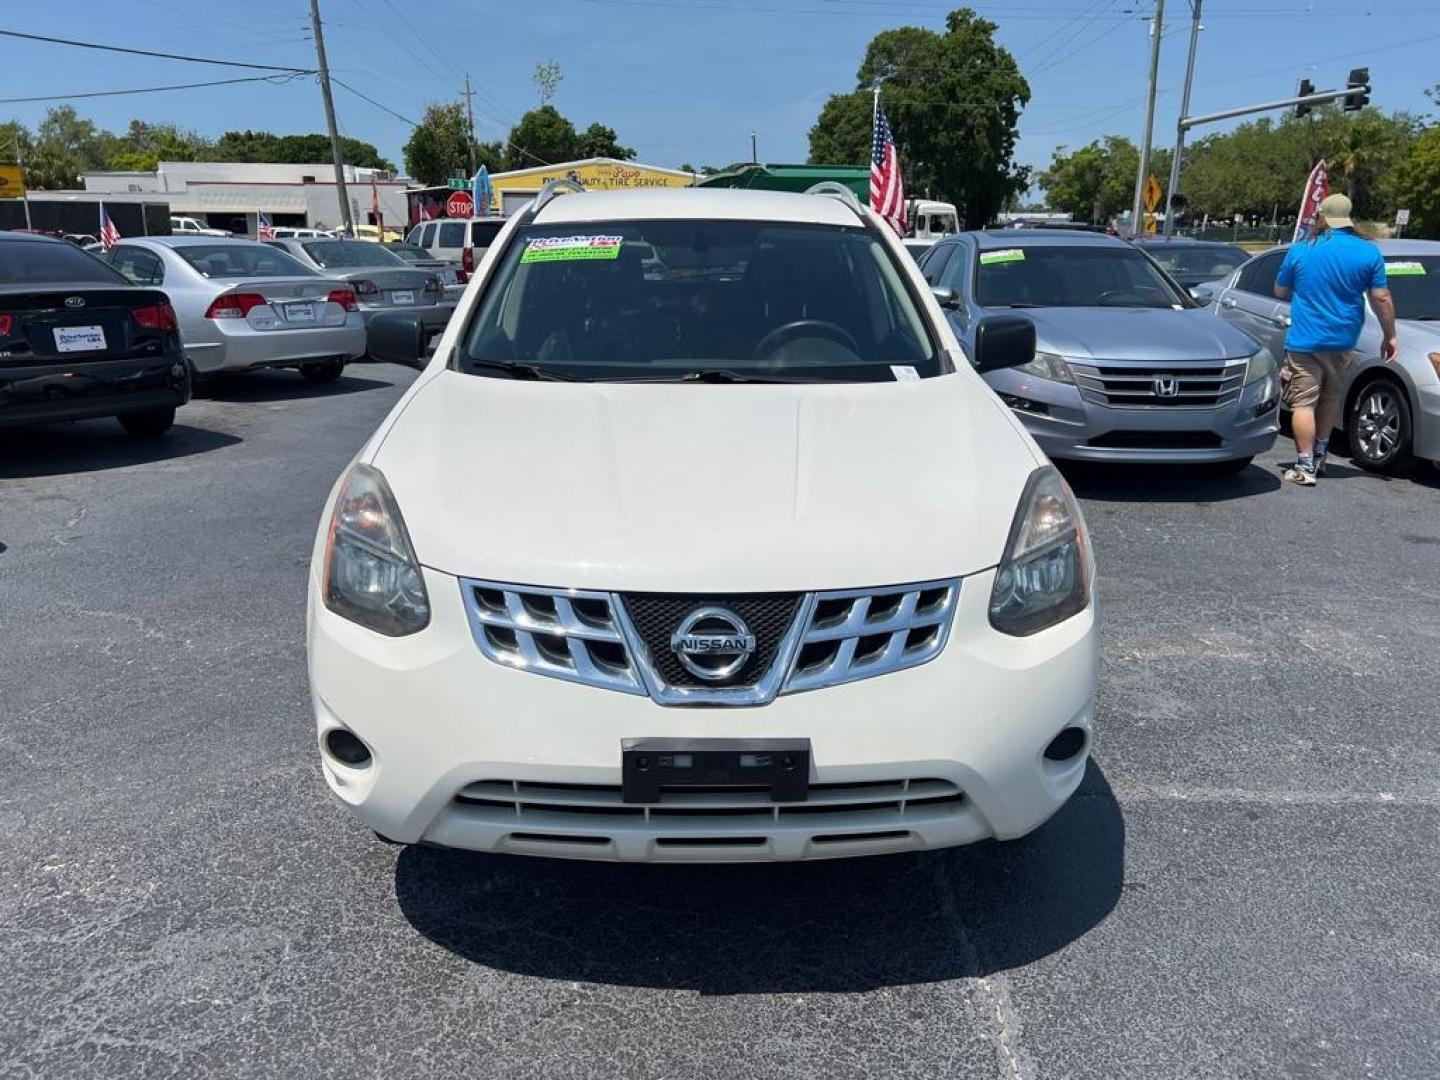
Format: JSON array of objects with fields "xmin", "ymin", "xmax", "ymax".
[{"xmin": 308, "ymin": 186, "xmax": 1097, "ymax": 862}]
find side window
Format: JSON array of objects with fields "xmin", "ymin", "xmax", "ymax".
[
  {"xmin": 1236, "ymin": 252, "xmax": 1284, "ymax": 297},
  {"xmin": 438, "ymin": 221, "xmax": 466, "ymax": 248},
  {"xmin": 419, "ymin": 223, "xmax": 437, "ymax": 247},
  {"xmin": 109, "ymin": 247, "xmax": 164, "ymax": 285},
  {"xmin": 939, "ymin": 247, "xmax": 971, "ymax": 292},
  {"xmin": 921, "ymin": 244, "xmax": 955, "ymax": 286}
]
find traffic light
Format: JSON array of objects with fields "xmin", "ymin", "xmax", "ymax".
[
  {"xmin": 1344, "ymin": 68, "xmax": 1370, "ymax": 111},
  {"xmin": 1295, "ymin": 79, "xmax": 1316, "ymax": 118}
]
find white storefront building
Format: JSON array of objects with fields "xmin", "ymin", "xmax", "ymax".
[{"xmin": 82, "ymin": 161, "xmax": 409, "ymax": 235}]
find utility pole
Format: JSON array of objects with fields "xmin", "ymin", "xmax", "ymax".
[
  {"xmin": 12, "ymin": 129, "xmax": 31, "ymax": 230},
  {"xmin": 750, "ymin": 131, "xmax": 758, "ymax": 165},
  {"xmin": 1162, "ymin": 0, "xmax": 1201, "ymax": 237},
  {"xmin": 462, "ymin": 75, "xmax": 477, "ymax": 176},
  {"xmin": 308, "ymin": 0, "xmax": 354, "ymax": 235},
  {"xmin": 1129, "ymin": 0, "xmax": 1165, "ymax": 238}
]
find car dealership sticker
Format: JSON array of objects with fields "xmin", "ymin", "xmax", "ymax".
[
  {"xmin": 521, "ymin": 235, "xmax": 624, "ymax": 264},
  {"xmin": 1385, "ymin": 261, "xmax": 1426, "ymax": 276},
  {"xmin": 980, "ymin": 248, "xmax": 1025, "ymax": 266},
  {"xmin": 890, "ymin": 365, "xmax": 921, "ymax": 382}
]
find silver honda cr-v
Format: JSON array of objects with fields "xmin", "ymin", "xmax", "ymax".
[{"xmin": 919, "ymin": 230, "xmax": 1279, "ymax": 468}]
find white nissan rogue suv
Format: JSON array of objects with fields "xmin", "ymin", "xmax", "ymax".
[{"xmin": 307, "ymin": 184, "xmax": 1097, "ymax": 862}]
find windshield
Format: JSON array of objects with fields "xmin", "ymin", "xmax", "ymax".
[
  {"xmin": 0, "ymin": 240, "xmax": 130, "ymax": 285},
  {"xmin": 459, "ymin": 219, "xmax": 938, "ymax": 382},
  {"xmin": 976, "ymin": 244, "xmax": 1191, "ymax": 309},
  {"xmin": 300, "ymin": 240, "xmax": 407, "ymax": 269},
  {"xmin": 177, "ymin": 243, "xmax": 315, "ymax": 279},
  {"xmin": 1384, "ymin": 256, "xmax": 1440, "ymax": 320},
  {"xmin": 1144, "ymin": 244, "xmax": 1248, "ymax": 284}
]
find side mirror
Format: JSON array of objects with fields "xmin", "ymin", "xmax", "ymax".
[
  {"xmin": 971, "ymin": 314, "xmax": 1036, "ymax": 374},
  {"xmin": 1189, "ymin": 287, "xmax": 1213, "ymax": 306},
  {"xmin": 366, "ymin": 311, "xmax": 428, "ymax": 370},
  {"xmin": 930, "ymin": 285, "xmax": 961, "ymax": 310}
]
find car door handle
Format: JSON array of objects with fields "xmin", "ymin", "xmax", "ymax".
[
  {"xmin": 1269, "ymin": 315, "xmax": 1291, "ymax": 328},
  {"xmin": 1220, "ymin": 297, "xmax": 1237, "ymax": 309}
]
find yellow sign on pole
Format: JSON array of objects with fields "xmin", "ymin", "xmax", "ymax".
[
  {"xmin": 1143, "ymin": 173, "xmax": 1163, "ymax": 213},
  {"xmin": 1143, "ymin": 214, "xmax": 1158, "ymax": 235},
  {"xmin": 0, "ymin": 165, "xmax": 26, "ymax": 200}
]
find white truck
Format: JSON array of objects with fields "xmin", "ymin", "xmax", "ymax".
[{"xmin": 169, "ymin": 215, "xmax": 230, "ymax": 238}]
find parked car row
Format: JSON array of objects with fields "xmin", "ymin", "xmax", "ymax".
[{"xmin": 0, "ymin": 231, "xmax": 443, "ymax": 438}]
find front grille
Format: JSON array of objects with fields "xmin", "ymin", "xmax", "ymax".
[
  {"xmin": 459, "ymin": 577, "xmax": 961, "ymax": 705},
  {"xmin": 620, "ymin": 593, "xmax": 802, "ymax": 689},
  {"xmin": 1070, "ymin": 360, "xmax": 1246, "ymax": 409},
  {"xmin": 454, "ymin": 776, "xmax": 965, "ymax": 824},
  {"xmin": 786, "ymin": 581, "xmax": 958, "ymax": 693}
]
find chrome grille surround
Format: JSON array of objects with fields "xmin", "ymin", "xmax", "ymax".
[
  {"xmin": 1069, "ymin": 358, "xmax": 1247, "ymax": 409},
  {"xmin": 460, "ymin": 581, "xmax": 645, "ymax": 695},
  {"xmin": 459, "ymin": 577, "xmax": 961, "ymax": 705}
]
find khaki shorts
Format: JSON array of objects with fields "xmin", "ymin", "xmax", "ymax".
[{"xmin": 1282, "ymin": 351, "xmax": 1354, "ymax": 410}]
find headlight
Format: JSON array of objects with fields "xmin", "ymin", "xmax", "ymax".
[
  {"xmin": 1013, "ymin": 350, "xmax": 1074, "ymax": 384},
  {"xmin": 322, "ymin": 463, "xmax": 430, "ymax": 636},
  {"xmin": 989, "ymin": 467, "xmax": 1092, "ymax": 637},
  {"xmin": 1243, "ymin": 346, "xmax": 1278, "ymax": 386}
]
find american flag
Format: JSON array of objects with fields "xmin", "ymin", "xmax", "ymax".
[
  {"xmin": 870, "ymin": 98, "xmax": 906, "ymax": 235},
  {"xmin": 257, "ymin": 211, "xmax": 275, "ymax": 241},
  {"xmin": 99, "ymin": 203, "xmax": 121, "ymax": 250}
]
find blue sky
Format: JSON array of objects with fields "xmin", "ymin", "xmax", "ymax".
[{"xmin": 4, "ymin": 0, "xmax": 1438, "ymax": 189}]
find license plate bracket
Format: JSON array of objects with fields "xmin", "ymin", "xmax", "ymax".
[
  {"xmin": 620, "ymin": 737, "xmax": 810, "ymax": 804},
  {"xmin": 285, "ymin": 302, "xmax": 316, "ymax": 323},
  {"xmin": 391, "ymin": 290, "xmax": 415, "ymax": 305},
  {"xmin": 53, "ymin": 325, "xmax": 106, "ymax": 353}
]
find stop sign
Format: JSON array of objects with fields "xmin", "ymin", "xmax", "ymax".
[{"xmin": 446, "ymin": 190, "xmax": 475, "ymax": 218}]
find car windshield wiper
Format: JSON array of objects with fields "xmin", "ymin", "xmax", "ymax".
[
  {"xmin": 599, "ymin": 369, "xmax": 826, "ymax": 384},
  {"xmin": 466, "ymin": 357, "xmax": 576, "ymax": 381}
]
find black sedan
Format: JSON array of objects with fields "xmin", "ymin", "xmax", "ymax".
[
  {"xmin": 1133, "ymin": 236, "xmax": 1250, "ymax": 291},
  {"xmin": 0, "ymin": 232, "xmax": 189, "ymax": 436}
]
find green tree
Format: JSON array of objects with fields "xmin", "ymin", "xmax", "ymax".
[
  {"xmin": 1393, "ymin": 125, "xmax": 1440, "ymax": 238},
  {"xmin": 213, "ymin": 129, "xmax": 281, "ymax": 162},
  {"xmin": 211, "ymin": 129, "xmax": 392, "ymax": 169},
  {"xmin": 1039, "ymin": 137, "xmax": 1170, "ymax": 224},
  {"xmin": 404, "ymin": 103, "xmax": 476, "ymax": 185},
  {"xmin": 107, "ymin": 120, "xmax": 212, "ymax": 171},
  {"xmin": 28, "ymin": 106, "xmax": 112, "ymax": 188},
  {"xmin": 807, "ymin": 8, "xmax": 1030, "ymax": 228},
  {"xmin": 576, "ymin": 122, "xmax": 634, "ymax": 161},
  {"xmin": 505, "ymin": 105, "xmax": 578, "ymax": 168}
]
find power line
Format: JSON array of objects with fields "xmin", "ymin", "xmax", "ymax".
[
  {"xmin": 0, "ymin": 73, "xmax": 308, "ymax": 105},
  {"xmin": 0, "ymin": 27, "xmax": 314, "ymax": 72},
  {"xmin": 330, "ymin": 77, "xmax": 419, "ymax": 127}
]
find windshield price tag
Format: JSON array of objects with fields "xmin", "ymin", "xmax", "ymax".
[
  {"xmin": 890, "ymin": 365, "xmax": 921, "ymax": 382},
  {"xmin": 1385, "ymin": 261, "xmax": 1426, "ymax": 276},
  {"xmin": 980, "ymin": 248, "xmax": 1025, "ymax": 266},
  {"xmin": 521, "ymin": 235, "xmax": 624, "ymax": 264}
]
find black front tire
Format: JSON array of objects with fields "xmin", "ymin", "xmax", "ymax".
[
  {"xmin": 1347, "ymin": 378, "xmax": 1413, "ymax": 473},
  {"xmin": 301, "ymin": 359, "xmax": 344, "ymax": 383},
  {"xmin": 118, "ymin": 407, "xmax": 176, "ymax": 437}
]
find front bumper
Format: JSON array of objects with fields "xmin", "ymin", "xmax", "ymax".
[
  {"xmin": 307, "ymin": 565, "xmax": 1097, "ymax": 862},
  {"xmin": 0, "ymin": 353, "xmax": 189, "ymax": 428},
  {"xmin": 987, "ymin": 368, "xmax": 1279, "ymax": 463}
]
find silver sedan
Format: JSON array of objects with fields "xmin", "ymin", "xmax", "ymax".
[
  {"xmin": 104, "ymin": 237, "xmax": 367, "ymax": 383},
  {"xmin": 265, "ymin": 238, "xmax": 453, "ymax": 336}
]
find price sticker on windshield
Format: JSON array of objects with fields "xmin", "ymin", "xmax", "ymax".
[
  {"xmin": 521, "ymin": 235, "xmax": 624, "ymax": 264},
  {"xmin": 1385, "ymin": 261, "xmax": 1426, "ymax": 276},
  {"xmin": 980, "ymin": 248, "xmax": 1025, "ymax": 266}
]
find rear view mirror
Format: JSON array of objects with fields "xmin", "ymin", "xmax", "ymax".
[
  {"xmin": 930, "ymin": 286, "xmax": 961, "ymax": 310},
  {"xmin": 971, "ymin": 314, "xmax": 1036, "ymax": 374},
  {"xmin": 366, "ymin": 311, "xmax": 428, "ymax": 370}
]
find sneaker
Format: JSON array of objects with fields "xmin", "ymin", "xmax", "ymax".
[{"xmin": 1284, "ymin": 463, "xmax": 1317, "ymax": 486}]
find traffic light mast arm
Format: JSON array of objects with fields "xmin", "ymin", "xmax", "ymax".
[{"xmin": 1179, "ymin": 84, "xmax": 1368, "ymax": 131}]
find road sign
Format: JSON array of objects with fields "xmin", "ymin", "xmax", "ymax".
[
  {"xmin": 1143, "ymin": 214, "xmax": 1158, "ymax": 235},
  {"xmin": 1396, "ymin": 208, "xmax": 1411, "ymax": 226},
  {"xmin": 0, "ymin": 164, "xmax": 26, "ymax": 199},
  {"xmin": 445, "ymin": 190, "xmax": 475, "ymax": 218},
  {"xmin": 447, "ymin": 178, "xmax": 472, "ymax": 190},
  {"xmin": 1143, "ymin": 173, "xmax": 1163, "ymax": 213}
]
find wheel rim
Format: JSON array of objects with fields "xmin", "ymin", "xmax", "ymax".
[{"xmin": 1355, "ymin": 387, "xmax": 1401, "ymax": 460}]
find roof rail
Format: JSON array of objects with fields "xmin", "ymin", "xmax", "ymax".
[
  {"xmin": 531, "ymin": 177, "xmax": 586, "ymax": 216},
  {"xmin": 804, "ymin": 181, "xmax": 865, "ymax": 219}
]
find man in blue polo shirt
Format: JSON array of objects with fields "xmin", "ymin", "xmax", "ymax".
[{"xmin": 1274, "ymin": 193, "xmax": 1398, "ymax": 485}]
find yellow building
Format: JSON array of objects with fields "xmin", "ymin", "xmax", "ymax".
[{"xmin": 488, "ymin": 158, "xmax": 697, "ymax": 215}]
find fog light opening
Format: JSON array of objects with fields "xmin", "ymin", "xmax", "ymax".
[
  {"xmin": 324, "ymin": 727, "xmax": 373, "ymax": 768},
  {"xmin": 1043, "ymin": 726, "xmax": 1087, "ymax": 763}
]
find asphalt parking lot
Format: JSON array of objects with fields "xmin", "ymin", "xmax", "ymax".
[{"xmin": 2, "ymin": 364, "xmax": 1438, "ymax": 1079}]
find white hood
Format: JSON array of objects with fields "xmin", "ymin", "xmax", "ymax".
[{"xmin": 371, "ymin": 369, "xmax": 1039, "ymax": 593}]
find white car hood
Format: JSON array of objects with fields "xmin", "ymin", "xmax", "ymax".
[{"xmin": 372, "ymin": 369, "xmax": 1038, "ymax": 592}]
